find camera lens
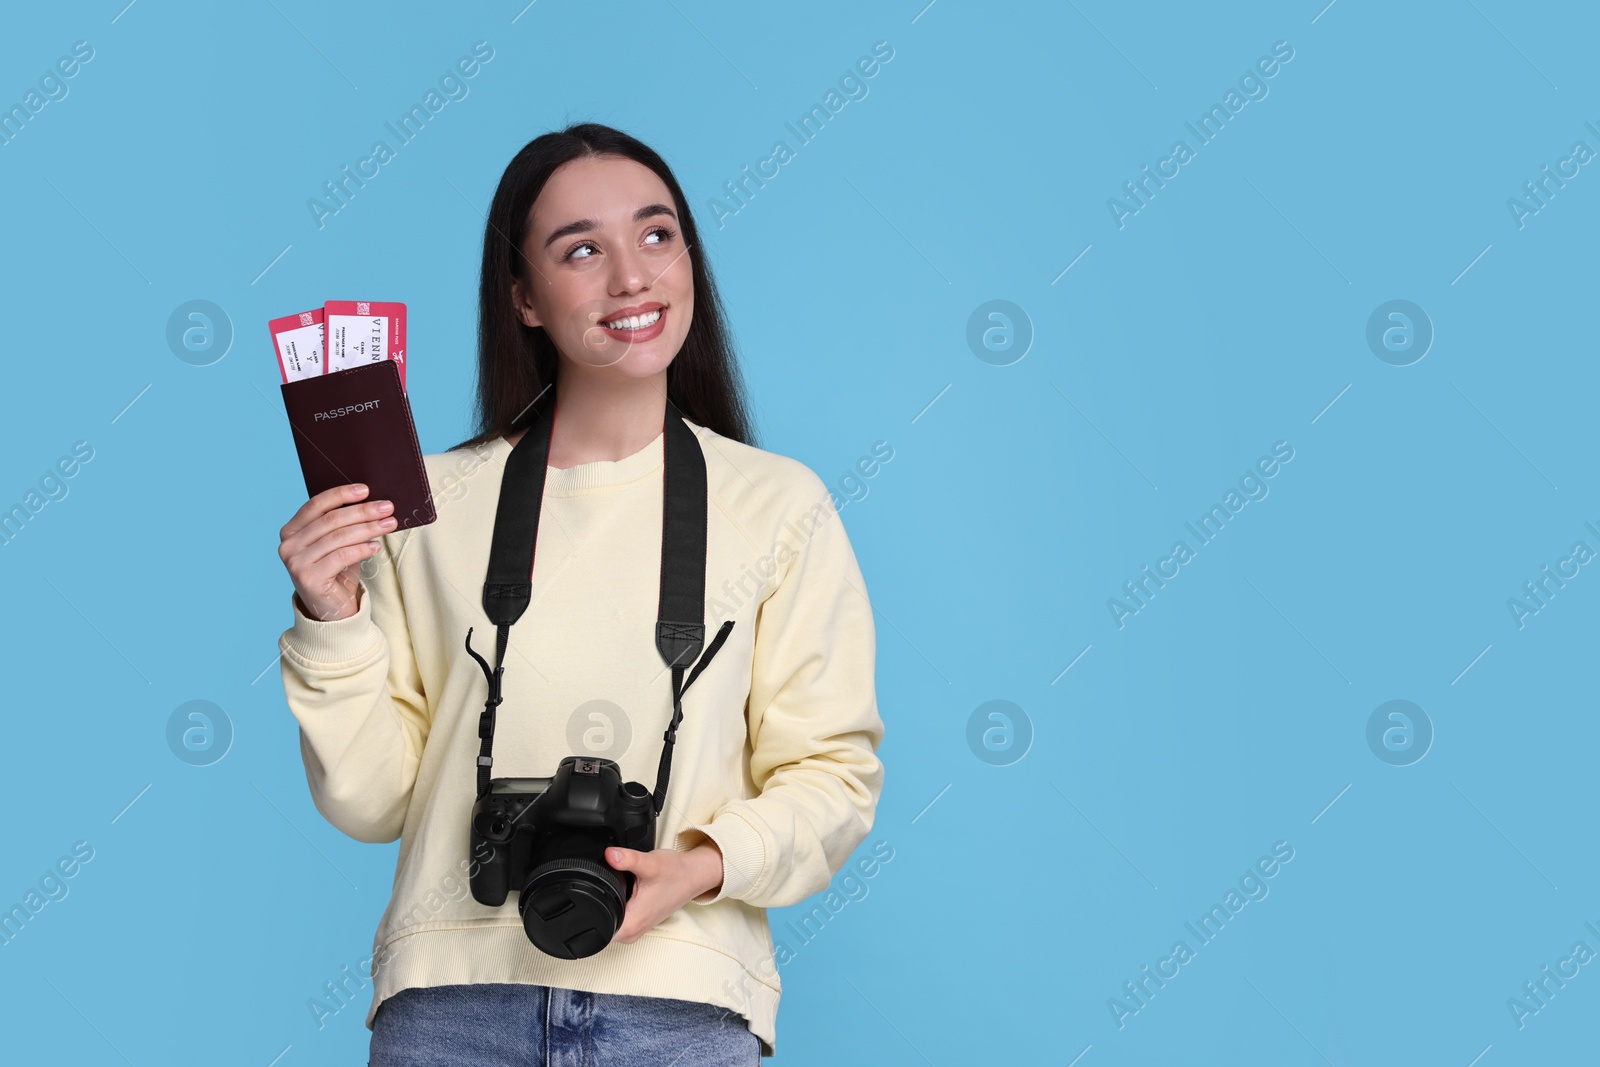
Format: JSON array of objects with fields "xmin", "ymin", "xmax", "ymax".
[{"xmin": 519, "ymin": 858, "xmax": 628, "ymax": 959}]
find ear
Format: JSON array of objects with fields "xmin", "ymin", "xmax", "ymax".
[{"xmin": 510, "ymin": 277, "xmax": 542, "ymax": 329}]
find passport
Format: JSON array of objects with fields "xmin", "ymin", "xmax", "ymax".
[{"xmin": 279, "ymin": 358, "xmax": 435, "ymax": 529}]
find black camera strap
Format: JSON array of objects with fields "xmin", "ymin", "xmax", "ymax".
[{"xmin": 463, "ymin": 394, "xmax": 734, "ymax": 813}]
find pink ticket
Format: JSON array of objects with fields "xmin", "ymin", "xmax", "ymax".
[
  {"xmin": 269, "ymin": 308, "xmax": 327, "ymax": 383},
  {"xmin": 325, "ymin": 300, "xmax": 407, "ymax": 389}
]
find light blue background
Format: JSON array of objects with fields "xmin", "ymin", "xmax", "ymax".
[{"xmin": 1, "ymin": 1, "xmax": 1594, "ymax": 1063}]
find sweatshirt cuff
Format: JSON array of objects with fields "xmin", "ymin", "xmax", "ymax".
[
  {"xmin": 682, "ymin": 809, "xmax": 766, "ymax": 906},
  {"xmin": 281, "ymin": 586, "xmax": 381, "ymax": 664}
]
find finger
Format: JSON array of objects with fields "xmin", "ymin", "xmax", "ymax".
[
  {"xmin": 302, "ymin": 509, "xmax": 397, "ymax": 565},
  {"xmin": 615, "ymin": 891, "xmax": 663, "ymax": 944},
  {"xmin": 612, "ymin": 861, "xmax": 663, "ymax": 942},
  {"xmin": 281, "ymin": 483, "xmax": 369, "ymax": 542},
  {"xmin": 614, "ymin": 895, "xmax": 641, "ymax": 942},
  {"xmin": 286, "ymin": 531, "xmax": 385, "ymax": 603},
  {"xmin": 606, "ymin": 847, "xmax": 651, "ymax": 872},
  {"xmin": 280, "ymin": 497, "xmax": 394, "ymax": 568}
]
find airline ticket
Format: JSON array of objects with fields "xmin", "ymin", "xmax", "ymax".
[
  {"xmin": 325, "ymin": 300, "xmax": 407, "ymax": 389},
  {"xmin": 269, "ymin": 308, "xmax": 327, "ymax": 383}
]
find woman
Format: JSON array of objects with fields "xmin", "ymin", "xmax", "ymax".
[{"xmin": 276, "ymin": 123, "xmax": 885, "ymax": 1064}]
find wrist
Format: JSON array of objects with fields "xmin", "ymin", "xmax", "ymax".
[{"xmin": 693, "ymin": 840, "xmax": 724, "ymax": 897}]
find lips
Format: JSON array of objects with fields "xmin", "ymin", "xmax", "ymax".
[
  {"xmin": 597, "ymin": 304, "xmax": 667, "ymax": 343},
  {"xmin": 598, "ymin": 302, "xmax": 665, "ymax": 329}
]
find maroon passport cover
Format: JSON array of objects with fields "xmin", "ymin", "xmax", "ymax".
[{"xmin": 279, "ymin": 359, "xmax": 435, "ymax": 529}]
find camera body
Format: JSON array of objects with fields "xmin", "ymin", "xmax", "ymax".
[{"xmin": 468, "ymin": 755, "xmax": 656, "ymax": 959}]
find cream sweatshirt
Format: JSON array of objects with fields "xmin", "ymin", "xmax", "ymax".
[{"xmin": 276, "ymin": 414, "xmax": 884, "ymax": 1057}]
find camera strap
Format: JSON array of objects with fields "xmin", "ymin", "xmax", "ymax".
[{"xmin": 463, "ymin": 393, "xmax": 735, "ymax": 812}]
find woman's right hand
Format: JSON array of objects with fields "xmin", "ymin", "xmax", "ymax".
[{"xmin": 279, "ymin": 483, "xmax": 396, "ymax": 622}]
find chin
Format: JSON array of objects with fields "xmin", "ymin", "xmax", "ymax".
[
  {"xmin": 593, "ymin": 332, "xmax": 689, "ymax": 372},
  {"xmin": 571, "ymin": 346, "xmax": 676, "ymax": 378}
]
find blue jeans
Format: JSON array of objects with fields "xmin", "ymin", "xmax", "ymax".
[{"xmin": 368, "ymin": 982, "xmax": 761, "ymax": 1066}]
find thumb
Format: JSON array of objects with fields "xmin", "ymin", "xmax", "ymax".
[{"xmin": 606, "ymin": 847, "xmax": 640, "ymax": 870}]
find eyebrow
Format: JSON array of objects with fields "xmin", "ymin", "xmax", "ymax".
[{"xmin": 541, "ymin": 203, "xmax": 679, "ymax": 250}]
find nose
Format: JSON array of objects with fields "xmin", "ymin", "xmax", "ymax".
[{"xmin": 607, "ymin": 242, "xmax": 650, "ymax": 296}]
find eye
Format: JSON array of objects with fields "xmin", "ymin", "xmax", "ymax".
[{"xmin": 561, "ymin": 227, "xmax": 677, "ymax": 262}]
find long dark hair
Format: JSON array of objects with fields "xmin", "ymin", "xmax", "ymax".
[{"xmin": 446, "ymin": 123, "xmax": 757, "ymax": 454}]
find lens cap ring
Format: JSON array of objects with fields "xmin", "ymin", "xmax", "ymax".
[{"xmin": 519, "ymin": 857, "xmax": 628, "ymax": 959}]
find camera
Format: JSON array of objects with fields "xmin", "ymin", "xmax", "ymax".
[
  {"xmin": 468, "ymin": 755, "xmax": 656, "ymax": 959},
  {"xmin": 465, "ymin": 400, "xmax": 735, "ymax": 958}
]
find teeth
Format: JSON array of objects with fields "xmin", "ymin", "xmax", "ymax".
[{"xmin": 601, "ymin": 308, "xmax": 662, "ymax": 330}]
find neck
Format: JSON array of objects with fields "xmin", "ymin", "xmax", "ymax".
[{"xmin": 546, "ymin": 367, "xmax": 669, "ymax": 468}]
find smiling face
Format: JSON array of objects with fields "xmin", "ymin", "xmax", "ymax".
[{"xmin": 511, "ymin": 154, "xmax": 694, "ymax": 380}]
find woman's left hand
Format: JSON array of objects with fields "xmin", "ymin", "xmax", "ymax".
[{"xmin": 606, "ymin": 841, "xmax": 725, "ymax": 944}]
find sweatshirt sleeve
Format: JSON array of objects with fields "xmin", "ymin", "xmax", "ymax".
[
  {"xmin": 679, "ymin": 478, "xmax": 886, "ymax": 909},
  {"xmin": 277, "ymin": 532, "xmax": 431, "ymax": 845}
]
